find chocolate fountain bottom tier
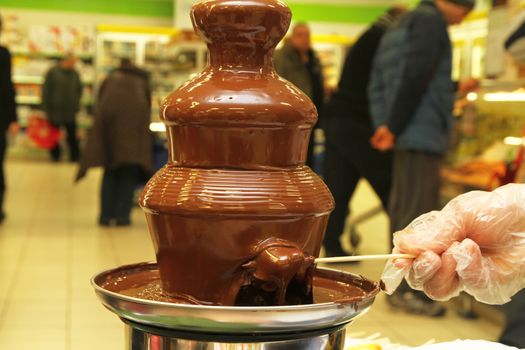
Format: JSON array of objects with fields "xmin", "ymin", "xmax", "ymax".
[
  {"xmin": 140, "ymin": 166, "xmax": 334, "ymax": 306},
  {"xmin": 92, "ymin": 262, "xmax": 379, "ymax": 334},
  {"xmin": 144, "ymin": 212, "xmax": 330, "ymax": 306}
]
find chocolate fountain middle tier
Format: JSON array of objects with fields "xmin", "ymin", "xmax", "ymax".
[
  {"xmin": 161, "ymin": 69, "xmax": 317, "ymax": 169},
  {"xmin": 141, "ymin": 165, "xmax": 333, "ymax": 306}
]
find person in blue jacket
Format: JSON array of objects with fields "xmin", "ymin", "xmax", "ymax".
[
  {"xmin": 322, "ymin": 6, "xmax": 406, "ymax": 258},
  {"xmin": 368, "ymin": 0, "xmax": 478, "ymax": 316}
]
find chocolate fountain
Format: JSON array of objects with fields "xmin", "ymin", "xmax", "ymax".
[{"xmin": 92, "ymin": 0, "xmax": 379, "ymax": 348}]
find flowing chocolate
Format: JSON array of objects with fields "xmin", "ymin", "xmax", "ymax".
[
  {"xmin": 242, "ymin": 238, "xmax": 315, "ymax": 305},
  {"xmin": 140, "ymin": 0, "xmax": 335, "ymax": 306}
]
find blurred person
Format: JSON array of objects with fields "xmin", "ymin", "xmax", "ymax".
[
  {"xmin": 0, "ymin": 14, "xmax": 19, "ymax": 223},
  {"xmin": 381, "ymin": 183, "xmax": 525, "ymax": 347},
  {"xmin": 274, "ymin": 22, "xmax": 324, "ymax": 169},
  {"xmin": 76, "ymin": 58, "xmax": 152, "ymax": 227},
  {"xmin": 500, "ymin": 289, "xmax": 525, "ymax": 348},
  {"xmin": 368, "ymin": 0, "xmax": 478, "ymax": 316},
  {"xmin": 505, "ymin": 17, "xmax": 525, "ymax": 64},
  {"xmin": 491, "ymin": 30, "xmax": 525, "ymax": 349},
  {"xmin": 42, "ymin": 53, "xmax": 82, "ymax": 162},
  {"xmin": 322, "ymin": 6, "xmax": 407, "ymax": 258}
]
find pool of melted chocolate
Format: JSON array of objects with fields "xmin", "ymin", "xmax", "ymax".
[{"xmin": 99, "ymin": 263, "xmax": 378, "ymax": 307}]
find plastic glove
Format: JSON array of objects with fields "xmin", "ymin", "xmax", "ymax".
[{"xmin": 382, "ymin": 183, "xmax": 525, "ymax": 305}]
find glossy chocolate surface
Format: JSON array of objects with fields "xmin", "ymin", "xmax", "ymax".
[
  {"xmin": 162, "ymin": 0, "xmax": 315, "ymax": 169},
  {"xmin": 142, "ymin": 214, "xmax": 330, "ymax": 305},
  {"xmin": 140, "ymin": 0, "xmax": 335, "ymax": 306}
]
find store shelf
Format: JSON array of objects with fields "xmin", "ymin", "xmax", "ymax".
[
  {"xmin": 12, "ymin": 50, "xmax": 94, "ymax": 61},
  {"xmin": 16, "ymin": 96, "xmax": 41, "ymax": 105},
  {"xmin": 479, "ymin": 79, "xmax": 525, "ymax": 90},
  {"xmin": 13, "ymin": 75, "xmax": 93, "ymax": 85},
  {"xmin": 16, "ymin": 95, "xmax": 93, "ymax": 106},
  {"xmin": 97, "ymin": 24, "xmax": 178, "ymax": 36},
  {"xmin": 312, "ymin": 34, "xmax": 352, "ymax": 45},
  {"xmin": 96, "ymin": 30, "xmax": 207, "ymax": 124},
  {"xmin": 13, "ymin": 76, "xmax": 44, "ymax": 84}
]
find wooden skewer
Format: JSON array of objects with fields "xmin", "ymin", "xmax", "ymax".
[{"xmin": 315, "ymin": 253, "xmax": 415, "ymax": 264}]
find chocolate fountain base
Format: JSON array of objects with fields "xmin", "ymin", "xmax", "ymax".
[
  {"xmin": 93, "ymin": 262, "xmax": 378, "ymax": 349},
  {"xmin": 92, "ymin": 262, "xmax": 379, "ymax": 334},
  {"xmin": 124, "ymin": 319, "xmax": 346, "ymax": 350}
]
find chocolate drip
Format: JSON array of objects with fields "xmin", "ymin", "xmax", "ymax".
[{"xmin": 242, "ymin": 238, "xmax": 315, "ymax": 305}]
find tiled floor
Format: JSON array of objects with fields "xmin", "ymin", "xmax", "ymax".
[{"xmin": 0, "ymin": 161, "xmax": 502, "ymax": 349}]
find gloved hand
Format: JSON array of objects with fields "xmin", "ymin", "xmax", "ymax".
[{"xmin": 382, "ymin": 183, "xmax": 525, "ymax": 305}]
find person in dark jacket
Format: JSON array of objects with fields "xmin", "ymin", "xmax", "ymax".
[
  {"xmin": 274, "ymin": 23, "xmax": 324, "ymax": 169},
  {"xmin": 322, "ymin": 7, "xmax": 406, "ymax": 258},
  {"xmin": 497, "ymin": 26, "xmax": 525, "ymax": 349},
  {"xmin": 0, "ymin": 14, "xmax": 19, "ymax": 223},
  {"xmin": 42, "ymin": 54, "xmax": 82, "ymax": 162},
  {"xmin": 76, "ymin": 58, "xmax": 152, "ymax": 226},
  {"xmin": 369, "ymin": 0, "xmax": 478, "ymax": 316},
  {"xmin": 505, "ymin": 15, "xmax": 525, "ymax": 64}
]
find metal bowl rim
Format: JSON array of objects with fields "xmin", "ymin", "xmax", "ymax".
[{"xmin": 90, "ymin": 261, "xmax": 380, "ymax": 312}]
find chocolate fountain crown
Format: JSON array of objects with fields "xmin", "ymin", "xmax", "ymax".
[
  {"xmin": 161, "ymin": 0, "xmax": 316, "ymax": 169},
  {"xmin": 191, "ymin": 0, "xmax": 291, "ymax": 68}
]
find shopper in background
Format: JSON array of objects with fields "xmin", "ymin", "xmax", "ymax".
[
  {"xmin": 381, "ymin": 183, "xmax": 525, "ymax": 348},
  {"xmin": 322, "ymin": 6, "xmax": 407, "ymax": 258},
  {"xmin": 368, "ymin": 0, "xmax": 478, "ymax": 316},
  {"xmin": 274, "ymin": 22, "xmax": 324, "ymax": 169},
  {"xmin": 496, "ymin": 29, "xmax": 525, "ymax": 349},
  {"xmin": 76, "ymin": 58, "xmax": 152, "ymax": 227},
  {"xmin": 504, "ymin": 12, "xmax": 525, "ymax": 64},
  {"xmin": 0, "ymin": 14, "xmax": 19, "ymax": 223},
  {"xmin": 42, "ymin": 53, "xmax": 82, "ymax": 162}
]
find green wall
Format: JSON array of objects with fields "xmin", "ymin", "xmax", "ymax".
[
  {"xmin": 0, "ymin": 0, "xmax": 173, "ymax": 18},
  {"xmin": 288, "ymin": 3, "xmax": 388, "ymax": 24},
  {"xmin": 0, "ymin": 0, "xmax": 420, "ymax": 23}
]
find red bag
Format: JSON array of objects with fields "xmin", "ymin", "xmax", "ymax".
[{"xmin": 26, "ymin": 116, "xmax": 61, "ymax": 149}]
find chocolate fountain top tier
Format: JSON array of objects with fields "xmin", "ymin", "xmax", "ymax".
[{"xmin": 161, "ymin": 0, "xmax": 317, "ymax": 169}]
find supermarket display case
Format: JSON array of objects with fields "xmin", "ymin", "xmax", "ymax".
[
  {"xmin": 95, "ymin": 25, "xmax": 207, "ymax": 126},
  {"xmin": 450, "ymin": 16, "xmax": 489, "ymax": 80},
  {"xmin": 443, "ymin": 80, "xmax": 525, "ymax": 198},
  {"xmin": 312, "ymin": 34, "xmax": 351, "ymax": 90},
  {"xmin": 274, "ymin": 33, "xmax": 350, "ymax": 91},
  {"xmin": 12, "ymin": 51, "xmax": 94, "ymax": 108},
  {"xmin": 0, "ymin": 15, "xmax": 96, "ymax": 128},
  {"xmin": 444, "ymin": 6, "xmax": 525, "ymax": 194}
]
